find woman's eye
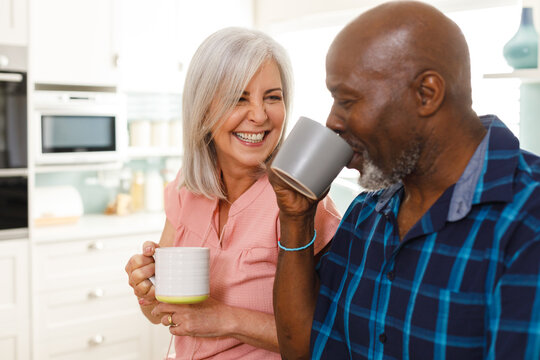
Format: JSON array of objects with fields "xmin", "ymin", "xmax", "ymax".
[{"xmin": 266, "ymin": 95, "xmax": 283, "ymax": 102}]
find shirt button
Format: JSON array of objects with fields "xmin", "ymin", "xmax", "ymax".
[
  {"xmin": 387, "ymin": 270, "xmax": 395, "ymax": 281},
  {"xmin": 379, "ymin": 333, "xmax": 387, "ymax": 343}
]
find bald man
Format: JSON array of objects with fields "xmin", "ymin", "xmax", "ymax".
[{"xmin": 269, "ymin": 1, "xmax": 540, "ymax": 359}]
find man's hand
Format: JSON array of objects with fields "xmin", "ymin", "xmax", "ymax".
[
  {"xmin": 267, "ymin": 168, "xmax": 319, "ymax": 220},
  {"xmin": 267, "ymin": 167, "xmax": 321, "ymax": 359}
]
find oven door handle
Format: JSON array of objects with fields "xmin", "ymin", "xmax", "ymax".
[{"xmin": 0, "ymin": 72, "xmax": 23, "ymax": 82}]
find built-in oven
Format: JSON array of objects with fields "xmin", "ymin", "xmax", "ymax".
[
  {"xmin": 0, "ymin": 45, "xmax": 28, "ymax": 239},
  {"xmin": 0, "ymin": 45, "xmax": 27, "ymax": 169},
  {"xmin": 0, "ymin": 174, "xmax": 28, "ymax": 240}
]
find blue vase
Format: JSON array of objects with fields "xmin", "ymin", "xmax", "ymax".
[{"xmin": 503, "ymin": 7, "xmax": 538, "ymax": 69}]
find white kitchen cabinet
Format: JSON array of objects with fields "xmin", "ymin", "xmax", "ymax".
[
  {"xmin": 30, "ymin": 0, "xmax": 120, "ymax": 86},
  {"xmin": 116, "ymin": 0, "xmax": 183, "ymax": 93},
  {"xmin": 117, "ymin": 0, "xmax": 254, "ymax": 93},
  {"xmin": 0, "ymin": 0, "xmax": 28, "ymax": 46},
  {"xmin": 0, "ymin": 239, "xmax": 30, "ymax": 360},
  {"xmin": 31, "ymin": 231, "xmax": 162, "ymax": 360}
]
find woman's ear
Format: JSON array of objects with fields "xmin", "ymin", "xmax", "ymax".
[{"xmin": 414, "ymin": 70, "xmax": 445, "ymax": 117}]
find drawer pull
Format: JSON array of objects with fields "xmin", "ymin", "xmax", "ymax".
[
  {"xmin": 88, "ymin": 334, "xmax": 105, "ymax": 346},
  {"xmin": 88, "ymin": 288, "xmax": 104, "ymax": 299},
  {"xmin": 88, "ymin": 241, "xmax": 104, "ymax": 251}
]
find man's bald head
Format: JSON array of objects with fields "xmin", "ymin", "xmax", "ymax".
[{"xmin": 327, "ymin": 1, "xmax": 472, "ymax": 108}]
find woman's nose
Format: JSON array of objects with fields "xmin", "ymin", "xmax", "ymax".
[{"xmin": 248, "ymin": 102, "xmax": 268, "ymax": 124}]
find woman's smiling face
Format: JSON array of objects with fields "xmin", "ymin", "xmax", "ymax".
[{"xmin": 212, "ymin": 60, "xmax": 286, "ymax": 173}]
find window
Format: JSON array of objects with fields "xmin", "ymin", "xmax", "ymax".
[{"xmin": 270, "ymin": 3, "xmax": 522, "ymax": 137}]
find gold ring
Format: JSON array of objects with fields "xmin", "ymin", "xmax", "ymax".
[{"xmin": 167, "ymin": 314, "xmax": 174, "ymax": 326}]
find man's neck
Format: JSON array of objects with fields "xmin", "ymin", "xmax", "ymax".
[{"xmin": 396, "ymin": 116, "xmax": 487, "ymax": 240}]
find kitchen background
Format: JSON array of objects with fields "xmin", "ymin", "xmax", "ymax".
[{"xmin": 1, "ymin": 0, "xmax": 539, "ymax": 359}]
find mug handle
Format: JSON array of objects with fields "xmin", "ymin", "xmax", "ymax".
[{"xmin": 148, "ymin": 253, "xmax": 156, "ymax": 285}]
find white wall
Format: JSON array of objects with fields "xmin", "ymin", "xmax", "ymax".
[{"xmin": 254, "ymin": 0, "xmax": 520, "ymax": 31}]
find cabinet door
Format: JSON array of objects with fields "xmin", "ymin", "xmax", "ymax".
[
  {"xmin": 33, "ymin": 233, "xmax": 158, "ymax": 360},
  {"xmin": 117, "ymin": 0, "xmax": 254, "ymax": 93},
  {"xmin": 31, "ymin": 0, "xmax": 119, "ymax": 86},
  {"xmin": 0, "ymin": 239, "xmax": 30, "ymax": 360},
  {"xmin": 116, "ymin": 0, "xmax": 183, "ymax": 93},
  {"xmin": 0, "ymin": 0, "xmax": 28, "ymax": 46}
]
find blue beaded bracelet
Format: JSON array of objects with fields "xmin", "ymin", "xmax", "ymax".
[{"xmin": 278, "ymin": 230, "xmax": 316, "ymax": 251}]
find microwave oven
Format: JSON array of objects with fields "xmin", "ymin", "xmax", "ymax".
[{"xmin": 34, "ymin": 89, "xmax": 126, "ymax": 164}]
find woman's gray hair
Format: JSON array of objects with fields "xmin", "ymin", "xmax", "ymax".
[{"xmin": 179, "ymin": 27, "xmax": 293, "ymax": 200}]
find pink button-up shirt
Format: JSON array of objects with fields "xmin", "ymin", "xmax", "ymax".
[{"xmin": 164, "ymin": 173, "xmax": 341, "ymax": 359}]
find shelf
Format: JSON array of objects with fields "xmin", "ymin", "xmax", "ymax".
[
  {"xmin": 0, "ymin": 168, "xmax": 29, "ymax": 177},
  {"xmin": 34, "ymin": 161, "xmax": 123, "ymax": 173},
  {"xmin": 126, "ymin": 147, "xmax": 182, "ymax": 159},
  {"xmin": 483, "ymin": 68, "xmax": 540, "ymax": 82},
  {"xmin": 32, "ymin": 212, "xmax": 165, "ymax": 243}
]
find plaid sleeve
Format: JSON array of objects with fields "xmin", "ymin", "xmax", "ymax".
[{"xmin": 487, "ymin": 236, "xmax": 540, "ymax": 359}]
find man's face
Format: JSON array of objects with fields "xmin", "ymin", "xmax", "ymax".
[{"xmin": 325, "ymin": 33, "xmax": 423, "ymax": 191}]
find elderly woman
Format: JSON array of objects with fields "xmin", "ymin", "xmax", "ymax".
[{"xmin": 125, "ymin": 27, "xmax": 341, "ymax": 359}]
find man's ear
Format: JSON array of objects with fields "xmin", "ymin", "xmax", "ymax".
[{"xmin": 414, "ymin": 70, "xmax": 445, "ymax": 117}]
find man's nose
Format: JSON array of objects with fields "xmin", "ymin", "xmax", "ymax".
[{"xmin": 326, "ymin": 110, "xmax": 344, "ymax": 134}]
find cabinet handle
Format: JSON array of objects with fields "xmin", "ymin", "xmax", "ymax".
[
  {"xmin": 88, "ymin": 288, "xmax": 104, "ymax": 299},
  {"xmin": 0, "ymin": 55, "xmax": 9, "ymax": 68},
  {"xmin": 113, "ymin": 53, "xmax": 121, "ymax": 68},
  {"xmin": 88, "ymin": 334, "xmax": 105, "ymax": 346},
  {"xmin": 88, "ymin": 241, "xmax": 104, "ymax": 251}
]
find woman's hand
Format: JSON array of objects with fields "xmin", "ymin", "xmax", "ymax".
[
  {"xmin": 125, "ymin": 241, "xmax": 160, "ymax": 307},
  {"xmin": 152, "ymin": 297, "xmax": 231, "ymax": 337}
]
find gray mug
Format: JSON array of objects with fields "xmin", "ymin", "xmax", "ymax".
[{"xmin": 271, "ymin": 116, "xmax": 353, "ymax": 199}]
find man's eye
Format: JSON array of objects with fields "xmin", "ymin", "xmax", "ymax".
[{"xmin": 337, "ymin": 99, "xmax": 353, "ymax": 108}]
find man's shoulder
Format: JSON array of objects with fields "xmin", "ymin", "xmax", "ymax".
[
  {"xmin": 519, "ymin": 149, "xmax": 540, "ymax": 180},
  {"xmin": 340, "ymin": 189, "xmax": 387, "ymax": 225},
  {"xmin": 515, "ymin": 150, "xmax": 540, "ymax": 205}
]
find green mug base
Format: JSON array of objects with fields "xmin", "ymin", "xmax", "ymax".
[{"xmin": 156, "ymin": 294, "xmax": 209, "ymax": 304}]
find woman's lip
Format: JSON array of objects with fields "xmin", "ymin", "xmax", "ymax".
[{"xmin": 233, "ymin": 130, "xmax": 269, "ymax": 145}]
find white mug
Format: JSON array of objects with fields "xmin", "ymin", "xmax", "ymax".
[{"xmin": 149, "ymin": 247, "xmax": 210, "ymax": 304}]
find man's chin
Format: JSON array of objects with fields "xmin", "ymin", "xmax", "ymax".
[{"xmin": 357, "ymin": 163, "xmax": 395, "ymax": 191}]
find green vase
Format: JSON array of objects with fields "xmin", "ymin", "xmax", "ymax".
[{"xmin": 503, "ymin": 7, "xmax": 538, "ymax": 69}]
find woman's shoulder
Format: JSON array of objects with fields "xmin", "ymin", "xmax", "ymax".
[{"xmin": 164, "ymin": 171, "xmax": 217, "ymax": 226}]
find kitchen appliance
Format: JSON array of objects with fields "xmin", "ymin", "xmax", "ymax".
[
  {"xmin": 0, "ymin": 175, "xmax": 28, "ymax": 239},
  {"xmin": 0, "ymin": 45, "xmax": 27, "ymax": 169},
  {"xmin": 33, "ymin": 186, "xmax": 83, "ymax": 226},
  {"xmin": 34, "ymin": 88, "xmax": 126, "ymax": 164},
  {"xmin": 0, "ymin": 45, "xmax": 29, "ymax": 240}
]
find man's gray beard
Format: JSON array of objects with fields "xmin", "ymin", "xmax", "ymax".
[{"xmin": 358, "ymin": 142, "xmax": 421, "ymax": 191}]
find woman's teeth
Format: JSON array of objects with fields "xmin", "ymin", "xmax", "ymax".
[{"xmin": 234, "ymin": 132, "xmax": 265, "ymax": 143}]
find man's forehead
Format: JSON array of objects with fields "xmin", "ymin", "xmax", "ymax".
[{"xmin": 325, "ymin": 64, "xmax": 369, "ymax": 95}]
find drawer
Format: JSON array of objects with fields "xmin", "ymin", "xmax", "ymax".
[
  {"xmin": 35, "ymin": 312, "xmax": 151, "ymax": 360},
  {"xmin": 34, "ymin": 234, "xmax": 148, "ymax": 291},
  {"xmin": 36, "ymin": 279, "xmax": 138, "ymax": 332}
]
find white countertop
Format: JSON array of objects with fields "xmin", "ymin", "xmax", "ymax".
[{"xmin": 31, "ymin": 212, "xmax": 166, "ymax": 243}]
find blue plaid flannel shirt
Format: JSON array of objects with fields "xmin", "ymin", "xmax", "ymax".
[{"xmin": 311, "ymin": 115, "xmax": 540, "ymax": 359}]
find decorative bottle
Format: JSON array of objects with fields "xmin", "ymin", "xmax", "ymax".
[{"xmin": 503, "ymin": 7, "xmax": 539, "ymax": 69}]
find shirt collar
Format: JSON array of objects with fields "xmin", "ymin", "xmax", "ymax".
[
  {"xmin": 447, "ymin": 126, "xmax": 489, "ymax": 221},
  {"xmin": 375, "ymin": 115, "xmax": 519, "ymax": 218}
]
